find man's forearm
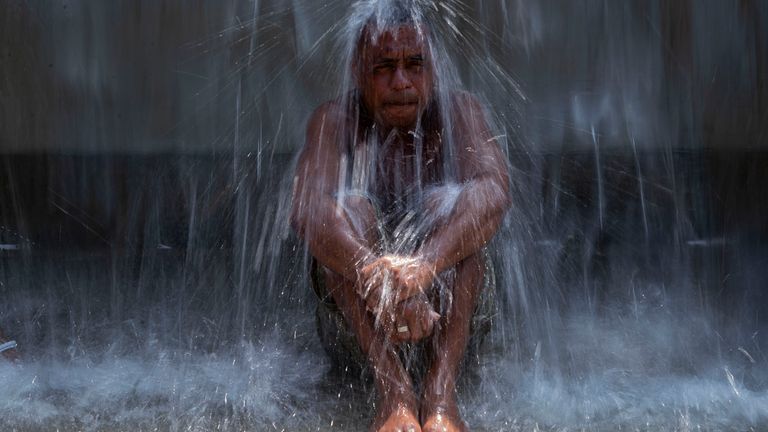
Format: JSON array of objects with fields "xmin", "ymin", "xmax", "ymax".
[
  {"xmin": 418, "ymin": 177, "xmax": 509, "ymax": 275},
  {"xmin": 292, "ymin": 195, "xmax": 375, "ymax": 282}
]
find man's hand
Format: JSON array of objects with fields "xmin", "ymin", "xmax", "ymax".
[
  {"xmin": 392, "ymin": 292, "xmax": 441, "ymax": 343},
  {"xmin": 358, "ymin": 255, "xmax": 435, "ymax": 311},
  {"xmin": 358, "ymin": 255, "xmax": 440, "ymax": 341}
]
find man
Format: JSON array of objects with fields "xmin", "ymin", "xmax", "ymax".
[{"xmin": 290, "ymin": 6, "xmax": 510, "ymax": 432}]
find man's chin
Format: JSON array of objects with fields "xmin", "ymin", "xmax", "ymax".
[
  {"xmin": 381, "ymin": 109, "xmax": 420, "ymax": 130},
  {"xmin": 389, "ymin": 120, "xmax": 418, "ymax": 130}
]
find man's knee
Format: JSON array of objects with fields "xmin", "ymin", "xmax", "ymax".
[
  {"xmin": 455, "ymin": 253, "xmax": 485, "ymax": 291},
  {"xmin": 436, "ymin": 252, "xmax": 486, "ymax": 319},
  {"xmin": 421, "ymin": 184, "xmax": 463, "ymax": 225}
]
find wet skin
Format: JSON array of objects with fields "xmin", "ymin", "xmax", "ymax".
[
  {"xmin": 291, "ymin": 24, "xmax": 510, "ymax": 432},
  {"xmin": 356, "ymin": 25, "xmax": 434, "ymax": 131}
]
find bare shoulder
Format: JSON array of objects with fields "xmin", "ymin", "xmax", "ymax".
[
  {"xmin": 446, "ymin": 91, "xmax": 508, "ymax": 181},
  {"xmin": 448, "ymin": 90, "xmax": 487, "ymax": 119},
  {"xmin": 306, "ymin": 99, "xmax": 348, "ymax": 136},
  {"xmin": 299, "ymin": 99, "xmax": 352, "ymax": 164},
  {"xmin": 445, "ymin": 91, "xmax": 493, "ymax": 142},
  {"xmin": 298, "ymin": 99, "xmax": 352, "ymax": 175},
  {"xmin": 294, "ymin": 100, "xmax": 349, "ymax": 196}
]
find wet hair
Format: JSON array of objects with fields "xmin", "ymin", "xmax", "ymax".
[
  {"xmin": 347, "ymin": 0, "xmax": 437, "ymax": 125},
  {"xmin": 352, "ymin": 0, "xmax": 428, "ymax": 70},
  {"xmin": 383, "ymin": 0, "xmax": 418, "ymax": 26}
]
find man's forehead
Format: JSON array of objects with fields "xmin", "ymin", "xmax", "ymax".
[{"xmin": 366, "ymin": 25, "xmax": 428, "ymax": 57}]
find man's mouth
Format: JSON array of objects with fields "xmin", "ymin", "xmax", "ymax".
[
  {"xmin": 383, "ymin": 102, "xmax": 418, "ymax": 118},
  {"xmin": 383, "ymin": 101, "xmax": 419, "ymax": 117},
  {"xmin": 384, "ymin": 96, "xmax": 419, "ymax": 107}
]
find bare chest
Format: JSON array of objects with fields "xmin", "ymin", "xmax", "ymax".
[{"xmin": 371, "ymin": 136, "xmax": 444, "ymax": 205}]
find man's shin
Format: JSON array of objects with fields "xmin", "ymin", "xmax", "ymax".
[{"xmin": 426, "ymin": 252, "xmax": 485, "ymax": 395}]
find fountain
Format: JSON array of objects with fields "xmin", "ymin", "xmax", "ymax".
[{"xmin": 0, "ymin": 0, "xmax": 766, "ymax": 430}]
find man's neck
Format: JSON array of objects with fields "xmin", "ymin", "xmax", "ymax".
[{"xmin": 388, "ymin": 127, "xmax": 419, "ymax": 144}]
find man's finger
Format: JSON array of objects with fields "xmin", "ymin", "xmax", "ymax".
[
  {"xmin": 395, "ymin": 323, "xmax": 410, "ymax": 343},
  {"xmin": 360, "ymin": 260, "xmax": 379, "ymax": 276},
  {"xmin": 360, "ymin": 258, "xmax": 387, "ymax": 280},
  {"xmin": 429, "ymin": 310, "xmax": 441, "ymax": 323},
  {"xmin": 419, "ymin": 312, "xmax": 431, "ymax": 337},
  {"xmin": 406, "ymin": 315, "xmax": 424, "ymax": 341},
  {"xmin": 395, "ymin": 285, "xmax": 423, "ymax": 304},
  {"xmin": 421, "ymin": 307, "xmax": 438, "ymax": 336},
  {"xmin": 362, "ymin": 287, "xmax": 380, "ymax": 312}
]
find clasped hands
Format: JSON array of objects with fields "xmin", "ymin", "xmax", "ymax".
[{"xmin": 357, "ymin": 255, "xmax": 441, "ymax": 343}]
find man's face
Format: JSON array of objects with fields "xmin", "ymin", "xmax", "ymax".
[{"xmin": 358, "ymin": 25, "xmax": 434, "ymax": 130}]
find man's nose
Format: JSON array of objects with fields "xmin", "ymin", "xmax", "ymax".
[{"xmin": 391, "ymin": 66, "xmax": 412, "ymax": 90}]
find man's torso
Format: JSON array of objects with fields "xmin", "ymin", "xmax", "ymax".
[{"xmin": 345, "ymin": 97, "xmax": 450, "ymax": 217}]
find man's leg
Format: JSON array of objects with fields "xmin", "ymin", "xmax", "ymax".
[
  {"xmin": 421, "ymin": 252, "xmax": 485, "ymax": 432},
  {"xmin": 325, "ymin": 195, "xmax": 422, "ymax": 432},
  {"xmin": 326, "ymin": 270, "xmax": 421, "ymax": 432}
]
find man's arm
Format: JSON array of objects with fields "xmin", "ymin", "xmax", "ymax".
[
  {"xmin": 290, "ymin": 102, "xmax": 374, "ymax": 282},
  {"xmin": 418, "ymin": 93, "xmax": 511, "ymax": 275}
]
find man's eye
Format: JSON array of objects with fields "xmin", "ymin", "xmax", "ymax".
[{"xmin": 374, "ymin": 64, "xmax": 394, "ymax": 72}]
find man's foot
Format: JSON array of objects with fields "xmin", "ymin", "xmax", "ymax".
[
  {"xmin": 372, "ymin": 394, "xmax": 422, "ymax": 432},
  {"xmin": 420, "ymin": 395, "xmax": 467, "ymax": 432}
]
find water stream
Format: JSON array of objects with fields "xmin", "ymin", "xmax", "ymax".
[{"xmin": 1, "ymin": 0, "xmax": 766, "ymax": 430}]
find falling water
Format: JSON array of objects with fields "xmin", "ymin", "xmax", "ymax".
[{"xmin": 1, "ymin": 0, "xmax": 767, "ymax": 430}]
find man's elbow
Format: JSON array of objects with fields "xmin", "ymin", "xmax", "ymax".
[
  {"xmin": 487, "ymin": 172, "xmax": 511, "ymax": 216},
  {"xmin": 492, "ymin": 184, "xmax": 511, "ymax": 223},
  {"xmin": 289, "ymin": 203, "xmax": 308, "ymax": 240},
  {"xmin": 468, "ymin": 176, "xmax": 510, "ymax": 223}
]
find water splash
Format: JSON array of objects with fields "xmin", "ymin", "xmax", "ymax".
[{"xmin": 1, "ymin": 0, "xmax": 766, "ymax": 431}]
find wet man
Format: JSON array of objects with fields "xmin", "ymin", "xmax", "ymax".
[{"xmin": 290, "ymin": 7, "xmax": 510, "ymax": 432}]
